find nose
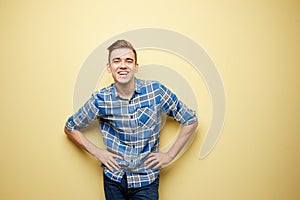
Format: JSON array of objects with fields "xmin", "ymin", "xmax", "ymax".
[{"xmin": 119, "ymin": 60, "xmax": 127, "ymax": 68}]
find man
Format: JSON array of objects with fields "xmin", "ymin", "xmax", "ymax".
[{"xmin": 64, "ymin": 40, "xmax": 198, "ymax": 200}]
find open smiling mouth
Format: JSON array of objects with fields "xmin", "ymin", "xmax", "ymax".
[{"xmin": 118, "ymin": 71, "xmax": 129, "ymax": 76}]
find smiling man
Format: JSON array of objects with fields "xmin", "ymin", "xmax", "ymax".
[{"xmin": 64, "ymin": 40, "xmax": 198, "ymax": 200}]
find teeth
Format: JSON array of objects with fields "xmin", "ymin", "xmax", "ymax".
[{"xmin": 119, "ymin": 72, "xmax": 128, "ymax": 75}]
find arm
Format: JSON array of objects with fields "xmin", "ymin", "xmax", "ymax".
[
  {"xmin": 64, "ymin": 127, "xmax": 122, "ymax": 172},
  {"xmin": 64, "ymin": 94, "xmax": 123, "ymax": 171},
  {"xmin": 145, "ymin": 120, "xmax": 198, "ymax": 169}
]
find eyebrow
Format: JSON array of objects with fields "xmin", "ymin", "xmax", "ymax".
[{"xmin": 112, "ymin": 57, "xmax": 134, "ymax": 61}]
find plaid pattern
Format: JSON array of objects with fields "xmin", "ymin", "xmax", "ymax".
[{"xmin": 65, "ymin": 78, "xmax": 197, "ymax": 188}]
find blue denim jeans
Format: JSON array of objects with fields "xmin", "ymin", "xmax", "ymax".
[{"xmin": 103, "ymin": 173, "xmax": 159, "ymax": 200}]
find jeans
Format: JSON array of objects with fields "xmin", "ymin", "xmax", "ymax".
[{"xmin": 103, "ymin": 173, "xmax": 159, "ymax": 200}]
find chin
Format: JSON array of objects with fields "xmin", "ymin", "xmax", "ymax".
[{"xmin": 116, "ymin": 76, "xmax": 134, "ymax": 84}]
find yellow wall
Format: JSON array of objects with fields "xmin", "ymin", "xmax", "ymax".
[{"xmin": 1, "ymin": 0, "xmax": 299, "ymax": 199}]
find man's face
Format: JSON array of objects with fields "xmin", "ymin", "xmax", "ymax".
[{"xmin": 107, "ymin": 48, "xmax": 138, "ymax": 85}]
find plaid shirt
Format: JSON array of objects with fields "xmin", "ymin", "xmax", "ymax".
[{"xmin": 65, "ymin": 78, "xmax": 197, "ymax": 188}]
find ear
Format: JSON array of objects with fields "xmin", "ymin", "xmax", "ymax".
[
  {"xmin": 134, "ymin": 63, "xmax": 139, "ymax": 73},
  {"xmin": 106, "ymin": 63, "xmax": 111, "ymax": 73}
]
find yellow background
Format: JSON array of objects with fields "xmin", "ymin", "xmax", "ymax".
[{"xmin": 1, "ymin": 0, "xmax": 299, "ymax": 199}]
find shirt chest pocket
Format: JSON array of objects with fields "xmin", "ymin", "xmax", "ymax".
[{"xmin": 136, "ymin": 106, "xmax": 157, "ymax": 129}]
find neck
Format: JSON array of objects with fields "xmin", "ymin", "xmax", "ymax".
[{"xmin": 115, "ymin": 79, "xmax": 135, "ymax": 100}]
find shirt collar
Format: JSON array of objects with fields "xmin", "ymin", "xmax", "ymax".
[{"xmin": 111, "ymin": 78, "xmax": 142, "ymax": 98}]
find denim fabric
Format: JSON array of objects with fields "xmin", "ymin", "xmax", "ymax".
[{"xmin": 103, "ymin": 173, "xmax": 159, "ymax": 200}]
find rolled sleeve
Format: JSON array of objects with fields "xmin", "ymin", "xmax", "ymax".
[
  {"xmin": 159, "ymin": 84, "xmax": 197, "ymax": 126},
  {"xmin": 65, "ymin": 93, "xmax": 100, "ymax": 131},
  {"xmin": 176, "ymin": 103, "xmax": 197, "ymax": 126},
  {"xmin": 65, "ymin": 116, "xmax": 79, "ymax": 131}
]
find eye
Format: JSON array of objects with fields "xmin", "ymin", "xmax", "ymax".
[
  {"xmin": 126, "ymin": 59, "xmax": 134, "ymax": 64},
  {"xmin": 112, "ymin": 59, "xmax": 120, "ymax": 64}
]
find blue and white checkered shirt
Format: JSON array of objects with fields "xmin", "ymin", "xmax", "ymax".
[{"xmin": 65, "ymin": 78, "xmax": 197, "ymax": 188}]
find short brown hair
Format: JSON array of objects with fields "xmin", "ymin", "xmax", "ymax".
[{"xmin": 107, "ymin": 40, "xmax": 137, "ymax": 63}]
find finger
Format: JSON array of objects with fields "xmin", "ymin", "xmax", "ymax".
[
  {"xmin": 146, "ymin": 152, "xmax": 156, "ymax": 158},
  {"xmin": 145, "ymin": 156, "xmax": 156, "ymax": 165},
  {"xmin": 111, "ymin": 158, "xmax": 121, "ymax": 169},
  {"xmin": 112, "ymin": 154, "xmax": 123, "ymax": 160},
  {"xmin": 104, "ymin": 162, "xmax": 113, "ymax": 172},
  {"xmin": 152, "ymin": 162, "xmax": 162, "ymax": 170},
  {"xmin": 145, "ymin": 160, "xmax": 158, "ymax": 169},
  {"xmin": 108, "ymin": 160, "xmax": 119, "ymax": 171}
]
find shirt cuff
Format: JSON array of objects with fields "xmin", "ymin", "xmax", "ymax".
[{"xmin": 65, "ymin": 116, "xmax": 79, "ymax": 131}]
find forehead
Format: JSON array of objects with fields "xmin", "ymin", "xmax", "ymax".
[{"xmin": 110, "ymin": 48, "xmax": 135, "ymax": 60}]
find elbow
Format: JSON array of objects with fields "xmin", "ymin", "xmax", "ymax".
[
  {"xmin": 190, "ymin": 120, "xmax": 198, "ymax": 131},
  {"xmin": 194, "ymin": 120, "xmax": 199, "ymax": 129},
  {"xmin": 187, "ymin": 120, "xmax": 198, "ymax": 136},
  {"xmin": 193, "ymin": 120, "xmax": 198, "ymax": 127},
  {"xmin": 64, "ymin": 127, "xmax": 79, "ymax": 143},
  {"xmin": 64, "ymin": 126, "xmax": 73, "ymax": 138}
]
